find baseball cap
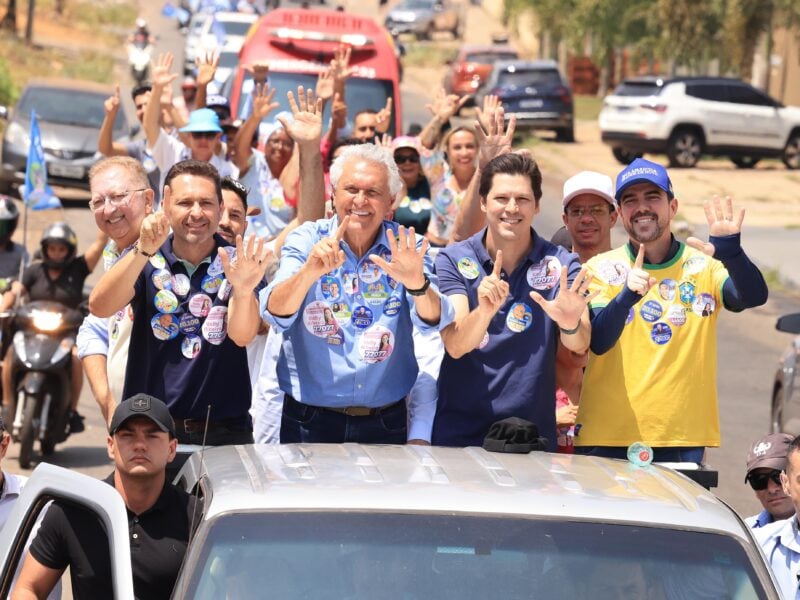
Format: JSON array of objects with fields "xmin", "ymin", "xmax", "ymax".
[
  {"xmin": 615, "ymin": 157, "xmax": 674, "ymax": 200},
  {"xmin": 745, "ymin": 432, "xmax": 794, "ymax": 481},
  {"xmin": 562, "ymin": 171, "xmax": 616, "ymax": 210},
  {"xmin": 392, "ymin": 136, "xmax": 420, "ymax": 153},
  {"xmin": 180, "ymin": 108, "xmax": 223, "ymax": 134},
  {"xmin": 109, "ymin": 394, "xmax": 176, "ymax": 438},
  {"xmin": 181, "ymin": 77, "xmax": 197, "ymax": 89}
]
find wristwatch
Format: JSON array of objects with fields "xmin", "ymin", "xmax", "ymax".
[
  {"xmin": 132, "ymin": 241, "xmax": 156, "ymax": 258},
  {"xmin": 406, "ymin": 275, "xmax": 431, "ymax": 296}
]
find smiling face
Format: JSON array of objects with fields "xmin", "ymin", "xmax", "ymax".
[
  {"xmin": 133, "ymin": 90, "xmax": 151, "ymax": 124},
  {"xmin": 107, "ymin": 416, "xmax": 176, "ymax": 479},
  {"xmin": 266, "ymin": 129, "xmax": 294, "ymax": 174},
  {"xmin": 446, "ymin": 129, "xmax": 478, "ymax": 175},
  {"xmin": 219, "ymin": 189, "xmax": 247, "ymax": 244},
  {"xmin": 481, "ymin": 173, "xmax": 539, "ymax": 245},
  {"xmin": 394, "ymin": 148, "xmax": 421, "ymax": 185},
  {"xmin": 353, "ymin": 112, "xmax": 378, "ymax": 142},
  {"xmin": 617, "ymin": 182, "xmax": 677, "ymax": 245},
  {"xmin": 188, "ymin": 131, "xmax": 221, "ymax": 162},
  {"xmin": 563, "ymin": 193, "xmax": 617, "ymax": 254},
  {"xmin": 91, "ymin": 164, "xmax": 152, "ymax": 249},
  {"xmin": 333, "ymin": 157, "xmax": 394, "ymax": 244},
  {"xmin": 165, "ymin": 173, "xmax": 221, "ymax": 247}
]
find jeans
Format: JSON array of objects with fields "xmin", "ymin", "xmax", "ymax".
[
  {"xmin": 576, "ymin": 445, "xmax": 705, "ymax": 463},
  {"xmin": 280, "ymin": 394, "xmax": 407, "ymax": 444}
]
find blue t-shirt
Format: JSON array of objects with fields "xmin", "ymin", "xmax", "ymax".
[
  {"xmin": 433, "ymin": 228, "xmax": 580, "ymax": 449},
  {"xmin": 124, "ymin": 234, "xmax": 258, "ymax": 422}
]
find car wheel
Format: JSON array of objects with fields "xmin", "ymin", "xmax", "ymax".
[
  {"xmin": 782, "ymin": 133, "xmax": 800, "ymax": 169},
  {"xmin": 612, "ymin": 147, "xmax": 642, "ymax": 165},
  {"xmin": 667, "ymin": 129, "xmax": 702, "ymax": 168},
  {"xmin": 731, "ymin": 156, "xmax": 760, "ymax": 169},
  {"xmin": 772, "ymin": 385, "xmax": 784, "ymax": 434},
  {"xmin": 422, "ymin": 24, "xmax": 435, "ymax": 41},
  {"xmin": 555, "ymin": 124, "xmax": 575, "ymax": 143}
]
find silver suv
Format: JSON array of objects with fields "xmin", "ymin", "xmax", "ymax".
[
  {"xmin": 0, "ymin": 445, "xmax": 780, "ymax": 598},
  {"xmin": 599, "ymin": 76, "xmax": 800, "ymax": 169}
]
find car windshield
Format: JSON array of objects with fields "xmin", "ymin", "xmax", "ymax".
[
  {"xmin": 613, "ymin": 81, "xmax": 666, "ymax": 96},
  {"xmin": 218, "ymin": 52, "xmax": 239, "ymax": 70},
  {"xmin": 16, "ymin": 87, "xmax": 126, "ymax": 131},
  {"xmin": 184, "ymin": 513, "xmax": 769, "ymax": 599},
  {"xmin": 221, "ymin": 20, "xmax": 252, "ymax": 37},
  {"xmin": 465, "ymin": 52, "xmax": 518, "ymax": 64},
  {"xmin": 235, "ymin": 74, "xmax": 396, "ymax": 136},
  {"xmin": 403, "ymin": 0, "xmax": 434, "ymax": 8},
  {"xmin": 496, "ymin": 69, "xmax": 561, "ymax": 87}
]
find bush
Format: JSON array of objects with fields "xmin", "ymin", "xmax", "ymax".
[{"xmin": 0, "ymin": 56, "xmax": 16, "ymax": 106}]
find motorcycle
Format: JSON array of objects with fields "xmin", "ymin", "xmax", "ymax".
[
  {"xmin": 127, "ymin": 39, "xmax": 153, "ymax": 86},
  {"xmin": 5, "ymin": 301, "xmax": 83, "ymax": 469}
]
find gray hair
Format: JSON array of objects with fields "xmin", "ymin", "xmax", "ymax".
[{"xmin": 329, "ymin": 143, "xmax": 403, "ymax": 200}]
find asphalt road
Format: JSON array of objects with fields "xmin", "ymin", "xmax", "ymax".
[{"xmin": 4, "ymin": 0, "xmax": 796, "ymax": 524}]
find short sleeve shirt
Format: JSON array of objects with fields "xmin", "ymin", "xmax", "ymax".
[{"xmin": 22, "ymin": 256, "xmax": 89, "ymax": 309}]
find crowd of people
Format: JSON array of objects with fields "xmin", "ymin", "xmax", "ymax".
[{"xmin": 0, "ymin": 29, "xmax": 793, "ymax": 597}]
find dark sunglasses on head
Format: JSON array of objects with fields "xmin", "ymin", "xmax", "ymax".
[
  {"xmin": 747, "ymin": 470, "xmax": 782, "ymax": 491},
  {"xmin": 190, "ymin": 131, "xmax": 217, "ymax": 140},
  {"xmin": 394, "ymin": 154, "xmax": 419, "ymax": 165}
]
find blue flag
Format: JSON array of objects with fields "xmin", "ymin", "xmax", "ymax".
[{"xmin": 23, "ymin": 110, "xmax": 61, "ymax": 211}]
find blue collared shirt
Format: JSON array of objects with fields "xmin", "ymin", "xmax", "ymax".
[
  {"xmin": 261, "ymin": 216, "xmax": 454, "ymax": 407},
  {"xmin": 756, "ymin": 516, "xmax": 800, "ymax": 599},
  {"xmin": 747, "ymin": 508, "xmax": 777, "ymax": 529}
]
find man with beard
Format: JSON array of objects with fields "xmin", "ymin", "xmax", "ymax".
[{"xmin": 575, "ymin": 158, "xmax": 767, "ymax": 461}]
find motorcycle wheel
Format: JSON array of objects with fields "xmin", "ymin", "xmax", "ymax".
[{"xmin": 18, "ymin": 399, "xmax": 37, "ymax": 470}]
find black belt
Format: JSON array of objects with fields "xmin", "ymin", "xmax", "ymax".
[
  {"xmin": 173, "ymin": 417, "xmax": 246, "ymax": 434},
  {"xmin": 285, "ymin": 394, "xmax": 405, "ymax": 417}
]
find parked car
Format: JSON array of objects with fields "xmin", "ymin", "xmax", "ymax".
[
  {"xmin": 442, "ymin": 44, "xmax": 518, "ymax": 102},
  {"xmin": 476, "ymin": 59, "xmax": 574, "ymax": 142},
  {"xmin": 183, "ymin": 11, "xmax": 212, "ymax": 75},
  {"xmin": 384, "ymin": 0, "xmax": 464, "ymax": 40},
  {"xmin": 0, "ymin": 79, "xmax": 134, "ymax": 194},
  {"xmin": 771, "ymin": 312, "xmax": 800, "ymax": 434},
  {"xmin": 0, "ymin": 445, "xmax": 780, "ymax": 598},
  {"xmin": 599, "ymin": 76, "xmax": 800, "ymax": 168}
]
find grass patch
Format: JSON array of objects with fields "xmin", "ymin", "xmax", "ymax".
[
  {"xmin": 762, "ymin": 267, "xmax": 787, "ymax": 292},
  {"xmin": 36, "ymin": 0, "xmax": 137, "ymax": 29},
  {"xmin": 402, "ymin": 43, "xmax": 458, "ymax": 69},
  {"xmin": 574, "ymin": 94, "xmax": 604, "ymax": 121}
]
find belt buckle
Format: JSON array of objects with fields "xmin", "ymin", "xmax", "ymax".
[{"xmin": 342, "ymin": 406, "xmax": 373, "ymax": 417}]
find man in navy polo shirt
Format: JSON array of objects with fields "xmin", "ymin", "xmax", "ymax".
[
  {"xmin": 89, "ymin": 160, "xmax": 270, "ymax": 445},
  {"xmin": 433, "ymin": 153, "xmax": 595, "ymax": 449}
]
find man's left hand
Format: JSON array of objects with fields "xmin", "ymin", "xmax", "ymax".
[
  {"xmin": 219, "ymin": 234, "xmax": 272, "ymax": 292},
  {"xmin": 369, "ymin": 226, "xmax": 428, "ymax": 291},
  {"xmin": 529, "ymin": 266, "xmax": 597, "ymax": 329},
  {"xmin": 686, "ymin": 195, "xmax": 745, "ymax": 256}
]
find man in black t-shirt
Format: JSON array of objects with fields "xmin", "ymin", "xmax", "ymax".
[
  {"xmin": 12, "ymin": 395, "xmax": 199, "ymax": 600},
  {"xmin": 0, "ymin": 222, "xmax": 106, "ymax": 433}
]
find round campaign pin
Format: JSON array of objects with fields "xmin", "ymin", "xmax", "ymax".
[
  {"xmin": 217, "ymin": 279, "xmax": 231, "ymax": 302},
  {"xmin": 386, "ymin": 276, "xmax": 399, "ymax": 291},
  {"xmin": 363, "ymin": 282, "xmax": 389, "ymax": 305},
  {"xmin": 358, "ymin": 261, "xmax": 382, "ymax": 284},
  {"xmin": 201, "ymin": 273, "xmax": 223, "ymax": 294},
  {"xmin": 358, "ymin": 325, "xmax": 394, "ymax": 364},
  {"xmin": 692, "ymin": 293, "xmax": 716, "ymax": 317},
  {"xmin": 342, "ymin": 271, "xmax": 359, "ymax": 296},
  {"xmin": 527, "ymin": 256, "xmax": 561, "ymax": 290},
  {"xmin": 639, "ymin": 300, "xmax": 663, "ymax": 323},
  {"xmin": 179, "ymin": 312, "xmax": 202, "ymax": 335},
  {"xmin": 201, "ymin": 305, "xmax": 228, "ymax": 345},
  {"xmin": 682, "ymin": 255, "xmax": 706, "ymax": 276},
  {"xmin": 597, "ymin": 260, "xmax": 628, "ymax": 286},
  {"xmin": 151, "ymin": 313, "xmax": 179, "ymax": 341},
  {"xmin": 506, "ymin": 302, "xmax": 533, "ymax": 333},
  {"xmin": 457, "ymin": 257, "xmax": 480, "ymax": 280},
  {"xmin": 207, "ymin": 250, "xmax": 230, "ymax": 277},
  {"xmin": 181, "ymin": 335, "xmax": 202, "ymax": 359},
  {"xmin": 302, "ymin": 300, "xmax": 339, "ymax": 338},
  {"xmin": 320, "ymin": 275, "xmax": 342, "ymax": 301},
  {"xmin": 351, "ymin": 305, "xmax": 374, "ymax": 329},
  {"xmin": 148, "ymin": 252, "xmax": 166, "ymax": 270},
  {"xmin": 154, "ymin": 289, "xmax": 179, "ymax": 314},
  {"xmin": 171, "ymin": 273, "xmax": 191, "ymax": 298},
  {"xmin": 657, "ymin": 278, "xmax": 677, "ymax": 302},
  {"xmin": 478, "ymin": 332, "xmax": 490, "ymax": 350},
  {"xmin": 188, "ymin": 293, "xmax": 213, "ymax": 317},
  {"xmin": 151, "ymin": 269, "xmax": 173, "ymax": 291},
  {"xmin": 650, "ymin": 322, "xmax": 673, "ymax": 345},
  {"xmin": 331, "ymin": 301, "xmax": 352, "ymax": 324},
  {"xmin": 666, "ymin": 304, "xmax": 687, "ymax": 326},
  {"xmin": 383, "ymin": 296, "xmax": 402, "ymax": 317}
]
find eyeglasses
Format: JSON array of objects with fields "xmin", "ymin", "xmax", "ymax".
[
  {"xmin": 268, "ymin": 137, "xmax": 294, "ymax": 149},
  {"xmin": 747, "ymin": 470, "xmax": 783, "ymax": 491},
  {"xmin": 88, "ymin": 189, "xmax": 146, "ymax": 212},
  {"xmin": 566, "ymin": 206, "xmax": 610, "ymax": 219},
  {"xmin": 394, "ymin": 154, "xmax": 419, "ymax": 164},
  {"xmin": 190, "ymin": 131, "xmax": 218, "ymax": 140}
]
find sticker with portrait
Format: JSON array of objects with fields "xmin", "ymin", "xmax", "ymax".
[
  {"xmin": 358, "ymin": 326, "xmax": 395, "ymax": 364},
  {"xmin": 302, "ymin": 300, "xmax": 340, "ymax": 338}
]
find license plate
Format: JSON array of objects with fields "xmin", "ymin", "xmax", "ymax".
[
  {"xmin": 519, "ymin": 99, "xmax": 543, "ymax": 109},
  {"xmin": 48, "ymin": 164, "xmax": 84, "ymax": 179}
]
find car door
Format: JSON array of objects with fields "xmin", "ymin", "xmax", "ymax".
[
  {"xmin": 683, "ymin": 82, "xmax": 743, "ymax": 147},
  {"xmin": 0, "ymin": 463, "xmax": 135, "ymax": 599},
  {"xmin": 727, "ymin": 83, "xmax": 783, "ymax": 150}
]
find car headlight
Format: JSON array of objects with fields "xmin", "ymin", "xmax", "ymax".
[
  {"xmin": 31, "ymin": 309, "xmax": 62, "ymax": 332},
  {"xmin": 4, "ymin": 121, "xmax": 30, "ymax": 150}
]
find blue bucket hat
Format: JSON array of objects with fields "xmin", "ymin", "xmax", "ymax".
[
  {"xmin": 179, "ymin": 108, "xmax": 223, "ymax": 134},
  {"xmin": 615, "ymin": 158, "xmax": 674, "ymax": 200}
]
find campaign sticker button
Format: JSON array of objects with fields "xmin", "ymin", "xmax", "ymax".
[
  {"xmin": 201, "ymin": 306, "xmax": 228, "ymax": 345},
  {"xmin": 358, "ymin": 261, "xmax": 382, "ymax": 284},
  {"xmin": 302, "ymin": 301, "xmax": 339, "ymax": 338},
  {"xmin": 320, "ymin": 275, "xmax": 342, "ymax": 301},
  {"xmin": 148, "ymin": 252, "xmax": 166, "ymax": 270},
  {"xmin": 152, "ymin": 268, "xmax": 173, "ymax": 291},
  {"xmin": 151, "ymin": 313, "xmax": 179, "ymax": 341},
  {"xmin": 172, "ymin": 274, "xmax": 191, "ymax": 298},
  {"xmin": 639, "ymin": 300, "xmax": 663, "ymax": 323},
  {"xmin": 363, "ymin": 282, "xmax": 389, "ymax": 305},
  {"xmin": 527, "ymin": 256, "xmax": 561, "ymax": 290},
  {"xmin": 651, "ymin": 322, "xmax": 672, "ymax": 345},
  {"xmin": 457, "ymin": 257, "xmax": 480, "ymax": 280},
  {"xmin": 188, "ymin": 294, "xmax": 212, "ymax": 317},
  {"xmin": 331, "ymin": 301, "xmax": 352, "ymax": 324},
  {"xmin": 383, "ymin": 296, "xmax": 402, "ymax": 317},
  {"xmin": 666, "ymin": 305, "xmax": 687, "ymax": 326},
  {"xmin": 351, "ymin": 305, "xmax": 374, "ymax": 329},
  {"xmin": 201, "ymin": 273, "xmax": 223, "ymax": 294},
  {"xmin": 179, "ymin": 312, "xmax": 202, "ymax": 335},
  {"xmin": 693, "ymin": 292, "xmax": 716, "ymax": 317},
  {"xmin": 217, "ymin": 279, "xmax": 231, "ymax": 302},
  {"xmin": 358, "ymin": 325, "xmax": 394, "ymax": 364},
  {"xmin": 506, "ymin": 302, "xmax": 533, "ymax": 333},
  {"xmin": 342, "ymin": 271, "xmax": 359, "ymax": 295},
  {"xmin": 154, "ymin": 289, "xmax": 179, "ymax": 313},
  {"xmin": 181, "ymin": 335, "xmax": 202, "ymax": 359}
]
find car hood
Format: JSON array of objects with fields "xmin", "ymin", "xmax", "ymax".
[
  {"xmin": 388, "ymin": 8, "xmax": 433, "ymax": 19},
  {"xmin": 11, "ymin": 115, "xmax": 112, "ymax": 153}
]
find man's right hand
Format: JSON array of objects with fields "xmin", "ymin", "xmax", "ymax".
[
  {"xmin": 139, "ymin": 187, "xmax": 171, "ymax": 254},
  {"xmin": 626, "ymin": 243, "xmax": 656, "ymax": 296},
  {"xmin": 151, "ymin": 52, "xmax": 176, "ymax": 90},
  {"xmin": 477, "ymin": 249, "xmax": 509, "ymax": 315},
  {"xmin": 104, "ymin": 85, "xmax": 121, "ymax": 116},
  {"xmin": 425, "ymin": 87, "xmax": 470, "ymax": 123},
  {"xmin": 305, "ymin": 216, "xmax": 349, "ymax": 278},
  {"xmin": 476, "ymin": 105, "xmax": 516, "ymax": 170},
  {"xmin": 280, "ymin": 87, "xmax": 324, "ymax": 146}
]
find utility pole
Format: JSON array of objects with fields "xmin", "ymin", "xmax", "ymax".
[{"xmin": 25, "ymin": 0, "xmax": 34, "ymax": 44}]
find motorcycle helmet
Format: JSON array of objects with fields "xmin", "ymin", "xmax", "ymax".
[
  {"xmin": 135, "ymin": 17, "xmax": 147, "ymax": 29},
  {"xmin": 0, "ymin": 198, "xmax": 19, "ymax": 245},
  {"xmin": 40, "ymin": 222, "xmax": 78, "ymax": 269}
]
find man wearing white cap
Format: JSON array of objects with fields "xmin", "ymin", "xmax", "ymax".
[{"xmin": 561, "ymin": 171, "xmax": 618, "ymax": 264}]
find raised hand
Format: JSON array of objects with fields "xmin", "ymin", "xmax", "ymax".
[
  {"xmin": 530, "ymin": 266, "xmax": 597, "ymax": 329},
  {"xmin": 307, "ymin": 216, "xmax": 349, "ymax": 277},
  {"xmin": 476, "ymin": 105, "xmax": 516, "ymax": 169},
  {"xmin": 375, "ymin": 97, "xmax": 393, "ymax": 134},
  {"xmin": 425, "ymin": 88, "xmax": 470, "ymax": 122},
  {"xmin": 151, "ymin": 52, "xmax": 176, "ymax": 89},
  {"xmin": 475, "ymin": 94, "xmax": 501, "ymax": 134},
  {"xmin": 626, "ymin": 243, "xmax": 657, "ymax": 296},
  {"xmin": 139, "ymin": 210, "xmax": 169, "ymax": 255},
  {"xmin": 195, "ymin": 49, "xmax": 219, "ymax": 87},
  {"xmin": 252, "ymin": 82, "xmax": 280, "ymax": 120},
  {"xmin": 686, "ymin": 195, "xmax": 746, "ymax": 256},
  {"xmin": 376, "ymin": 133, "xmax": 393, "ymax": 149},
  {"xmin": 247, "ymin": 61, "xmax": 270, "ymax": 83},
  {"xmin": 104, "ymin": 84, "xmax": 121, "ymax": 115},
  {"xmin": 315, "ymin": 66, "xmax": 335, "ymax": 101},
  {"xmin": 279, "ymin": 86, "xmax": 323, "ymax": 145},
  {"xmin": 331, "ymin": 93, "xmax": 347, "ymax": 130},
  {"xmin": 477, "ymin": 249, "xmax": 509, "ymax": 315},
  {"xmin": 330, "ymin": 45, "xmax": 356, "ymax": 82},
  {"xmin": 219, "ymin": 234, "xmax": 271, "ymax": 291},
  {"xmin": 369, "ymin": 226, "xmax": 428, "ymax": 290}
]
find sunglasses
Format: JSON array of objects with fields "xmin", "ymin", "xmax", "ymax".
[
  {"xmin": 190, "ymin": 131, "xmax": 218, "ymax": 140},
  {"xmin": 747, "ymin": 470, "xmax": 782, "ymax": 491},
  {"xmin": 394, "ymin": 154, "xmax": 419, "ymax": 165}
]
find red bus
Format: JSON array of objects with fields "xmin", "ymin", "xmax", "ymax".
[{"xmin": 227, "ymin": 8, "xmax": 402, "ymax": 135}]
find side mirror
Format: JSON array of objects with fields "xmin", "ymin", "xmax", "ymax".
[
  {"xmin": 777, "ymin": 313, "xmax": 800, "ymax": 334},
  {"xmin": 0, "ymin": 106, "xmax": 7, "ymax": 120}
]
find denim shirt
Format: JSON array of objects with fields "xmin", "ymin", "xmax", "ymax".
[{"xmin": 756, "ymin": 516, "xmax": 800, "ymax": 599}]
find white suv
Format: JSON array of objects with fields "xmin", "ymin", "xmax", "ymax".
[{"xmin": 599, "ymin": 76, "xmax": 800, "ymax": 169}]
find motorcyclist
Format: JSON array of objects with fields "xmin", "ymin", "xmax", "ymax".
[
  {"xmin": 0, "ymin": 199, "xmax": 28, "ymax": 294},
  {"xmin": 0, "ymin": 223, "xmax": 107, "ymax": 434},
  {"xmin": 128, "ymin": 18, "xmax": 155, "ymax": 46}
]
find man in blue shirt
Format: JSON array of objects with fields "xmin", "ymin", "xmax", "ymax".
[
  {"xmin": 262, "ymin": 143, "xmax": 454, "ymax": 444},
  {"xmin": 433, "ymin": 153, "xmax": 594, "ymax": 449},
  {"xmin": 745, "ymin": 433, "xmax": 795, "ymax": 528}
]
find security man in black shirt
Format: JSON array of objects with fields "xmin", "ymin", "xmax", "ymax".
[{"xmin": 12, "ymin": 394, "xmax": 199, "ymax": 600}]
